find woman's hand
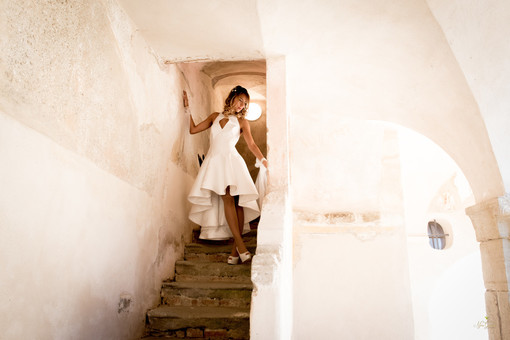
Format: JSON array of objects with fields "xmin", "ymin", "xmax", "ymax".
[
  {"xmin": 183, "ymin": 90, "xmax": 189, "ymax": 108},
  {"xmin": 262, "ymin": 159, "xmax": 268, "ymax": 169}
]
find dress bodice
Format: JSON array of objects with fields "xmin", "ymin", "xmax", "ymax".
[{"xmin": 209, "ymin": 114, "xmax": 240, "ymax": 154}]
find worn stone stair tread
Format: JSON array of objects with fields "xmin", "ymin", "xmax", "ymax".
[
  {"xmin": 143, "ymin": 228, "xmax": 256, "ymax": 338},
  {"xmin": 176, "ymin": 260, "xmax": 252, "ymax": 273},
  {"xmin": 147, "ymin": 306, "xmax": 250, "ymax": 335},
  {"xmin": 175, "ymin": 275, "xmax": 252, "ymax": 284},
  {"xmin": 162, "ymin": 281, "xmax": 253, "ymax": 290},
  {"xmin": 175, "ymin": 261, "xmax": 252, "ymax": 283},
  {"xmin": 185, "ymin": 241, "xmax": 257, "ymax": 254},
  {"xmin": 149, "ymin": 305, "xmax": 249, "ymax": 319}
]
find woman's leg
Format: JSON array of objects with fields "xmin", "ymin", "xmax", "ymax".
[
  {"xmin": 230, "ymin": 196, "xmax": 245, "ymax": 256},
  {"xmin": 222, "ymin": 187, "xmax": 248, "ymax": 255}
]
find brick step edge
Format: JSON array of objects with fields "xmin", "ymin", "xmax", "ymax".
[
  {"xmin": 146, "ymin": 326, "xmax": 249, "ymax": 339},
  {"xmin": 143, "ymin": 326, "xmax": 249, "ymax": 339},
  {"xmin": 162, "ymin": 280, "xmax": 253, "ymax": 289},
  {"xmin": 175, "ymin": 275, "xmax": 252, "ymax": 284},
  {"xmin": 161, "ymin": 281, "xmax": 253, "ymax": 308},
  {"xmin": 175, "ymin": 261, "xmax": 252, "ymax": 278},
  {"xmin": 184, "ymin": 247, "xmax": 257, "ymax": 263},
  {"xmin": 146, "ymin": 306, "xmax": 249, "ymax": 338}
]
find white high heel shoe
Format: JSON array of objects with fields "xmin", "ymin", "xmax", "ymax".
[
  {"xmin": 227, "ymin": 255, "xmax": 239, "ymax": 265},
  {"xmin": 236, "ymin": 248, "xmax": 252, "ymax": 263}
]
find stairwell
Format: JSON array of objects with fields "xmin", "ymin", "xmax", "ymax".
[{"xmin": 142, "ymin": 229, "xmax": 257, "ymax": 339}]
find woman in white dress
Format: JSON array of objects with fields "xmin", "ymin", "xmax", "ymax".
[{"xmin": 184, "ymin": 86, "xmax": 268, "ymax": 264}]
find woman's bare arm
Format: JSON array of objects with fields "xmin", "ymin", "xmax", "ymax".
[
  {"xmin": 239, "ymin": 118, "xmax": 268, "ymax": 168},
  {"xmin": 183, "ymin": 90, "xmax": 218, "ymax": 134},
  {"xmin": 189, "ymin": 112, "xmax": 219, "ymax": 134}
]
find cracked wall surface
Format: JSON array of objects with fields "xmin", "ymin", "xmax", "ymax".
[{"xmin": 0, "ymin": 1, "xmax": 211, "ymax": 339}]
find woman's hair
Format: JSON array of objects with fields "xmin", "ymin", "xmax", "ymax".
[{"xmin": 222, "ymin": 85, "xmax": 250, "ymax": 118}]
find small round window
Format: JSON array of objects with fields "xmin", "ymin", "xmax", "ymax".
[{"xmin": 427, "ymin": 220, "xmax": 447, "ymax": 250}]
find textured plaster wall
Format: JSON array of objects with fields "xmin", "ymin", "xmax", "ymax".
[
  {"xmin": 117, "ymin": 0, "xmax": 265, "ymax": 62},
  {"xmin": 292, "ymin": 125, "xmax": 414, "ymax": 340},
  {"xmin": 116, "ymin": 0, "xmax": 506, "ymax": 200},
  {"xmin": 0, "ymin": 0, "xmax": 210, "ymax": 339},
  {"xmin": 255, "ymin": 0, "xmax": 503, "ymax": 203},
  {"xmin": 254, "ymin": 0, "xmax": 498, "ymax": 337},
  {"xmin": 255, "ymin": 1, "xmax": 500, "ymax": 336},
  {"xmin": 250, "ymin": 56, "xmax": 293, "ymax": 340},
  {"xmin": 426, "ymin": 0, "xmax": 510, "ymax": 193},
  {"xmin": 106, "ymin": 0, "xmax": 507, "ymax": 338},
  {"xmin": 2, "ymin": 0, "xmax": 505, "ymax": 339}
]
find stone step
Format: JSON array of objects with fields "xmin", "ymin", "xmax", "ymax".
[
  {"xmin": 184, "ymin": 242, "xmax": 257, "ymax": 263},
  {"xmin": 175, "ymin": 261, "xmax": 252, "ymax": 283},
  {"xmin": 146, "ymin": 306, "xmax": 249, "ymax": 339},
  {"xmin": 161, "ymin": 281, "xmax": 253, "ymax": 308},
  {"xmin": 142, "ymin": 330, "xmax": 232, "ymax": 340}
]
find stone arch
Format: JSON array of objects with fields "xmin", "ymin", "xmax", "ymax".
[
  {"xmin": 289, "ymin": 117, "xmax": 489, "ymax": 338},
  {"xmin": 360, "ymin": 120, "xmax": 509, "ymax": 339}
]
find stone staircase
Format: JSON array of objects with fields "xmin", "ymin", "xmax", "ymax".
[{"xmin": 142, "ymin": 229, "xmax": 257, "ymax": 339}]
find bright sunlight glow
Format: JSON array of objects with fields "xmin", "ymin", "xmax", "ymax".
[{"xmin": 246, "ymin": 103, "xmax": 262, "ymax": 121}]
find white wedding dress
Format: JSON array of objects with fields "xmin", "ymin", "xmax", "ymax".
[{"xmin": 188, "ymin": 114, "xmax": 260, "ymax": 240}]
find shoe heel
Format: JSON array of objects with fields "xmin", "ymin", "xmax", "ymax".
[
  {"xmin": 227, "ymin": 256, "xmax": 239, "ymax": 265},
  {"xmin": 236, "ymin": 248, "xmax": 252, "ymax": 263}
]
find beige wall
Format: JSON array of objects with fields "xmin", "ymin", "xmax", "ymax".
[
  {"xmin": 117, "ymin": 0, "xmax": 265, "ymax": 62},
  {"xmin": 256, "ymin": 0, "xmax": 503, "ymax": 203},
  {"xmin": 292, "ymin": 123, "xmax": 414, "ymax": 339},
  {"xmin": 426, "ymin": 0, "xmax": 510, "ymax": 193},
  {"xmin": 267, "ymin": 0, "xmax": 493, "ymax": 337},
  {"xmin": 112, "ymin": 0, "xmax": 505, "ymax": 338},
  {"xmin": 0, "ymin": 1, "xmax": 210, "ymax": 339},
  {"xmin": 398, "ymin": 126, "xmax": 485, "ymax": 340},
  {"xmin": 1, "ymin": 0, "xmax": 506, "ymax": 339}
]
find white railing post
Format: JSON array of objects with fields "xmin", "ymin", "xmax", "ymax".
[{"xmin": 250, "ymin": 56, "xmax": 293, "ymax": 340}]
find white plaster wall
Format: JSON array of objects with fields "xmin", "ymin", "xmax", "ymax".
[
  {"xmin": 2, "ymin": 0, "xmax": 505, "ymax": 339},
  {"xmin": 292, "ymin": 124, "xmax": 414, "ymax": 339},
  {"xmin": 425, "ymin": 0, "xmax": 510, "ymax": 193},
  {"xmin": 254, "ymin": 1, "xmax": 501, "ymax": 335},
  {"xmin": 0, "ymin": 113, "xmax": 176, "ymax": 339},
  {"xmin": 250, "ymin": 56, "xmax": 293, "ymax": 340},
  {"xmin": 293, "ymin": 232, "xmax": 413, "ymax": 339},
  {"xmin": 255, "ymin": 0, "xmax": 503, "ymax": 202},
  {"xmin": 113, "ymin": 0, "xmax": 504, "ymax": 201},
  {"xmin": 106, "ymin": 0, "xmax": 507, "ymax": 338},
  {"xmin": 398, "ymin": 127, "xmax": 486, "ymax": 340},
  {"xmin": 292, "ymin": 119, "xmax": 387, "ymax": 213},
  {"xmin": 117, "ymin": 0, "xmax": 265, "ymax": 62},
  {"xmin": 0, "ymin": 0, "xmax": 211, "ymax": 338}
]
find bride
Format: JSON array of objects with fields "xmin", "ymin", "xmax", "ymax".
[{"xmin": 184, "ymin": 86, "xmax": 267, "ymax": 264}]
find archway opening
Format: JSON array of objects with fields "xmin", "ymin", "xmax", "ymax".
[
  {"xmin": 397, "ymin": 124, "xmax": 486, "ymax": 340},
  {"xmin": 291, "ymin": 119, "xmax": 486, "ymax": 339}
]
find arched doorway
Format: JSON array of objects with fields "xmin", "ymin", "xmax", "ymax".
[
  {"xmin": 291, "ymin": 119, "xmax": 486, "ymax": 339},
  {"xmin": 397, "ymin": 125, "xmax": 486, "ymax": 340}
]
